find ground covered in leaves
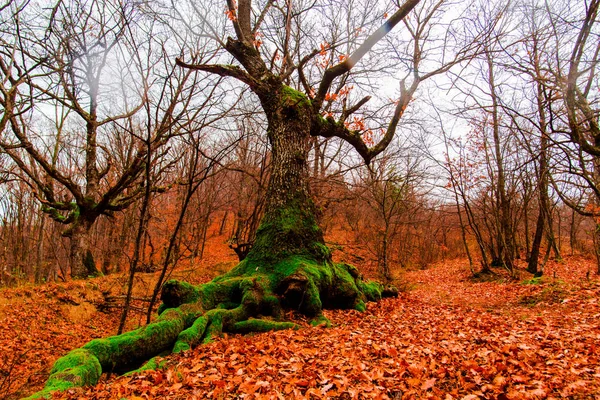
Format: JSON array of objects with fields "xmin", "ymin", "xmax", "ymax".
[{"xmin": 2, "ymin": 255, "xmax": 599, "ymax": 399}]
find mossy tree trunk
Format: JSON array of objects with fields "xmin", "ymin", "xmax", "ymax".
[{"xmin": 251, "ymin": 87, "xmax": 325, "ymax": 264}]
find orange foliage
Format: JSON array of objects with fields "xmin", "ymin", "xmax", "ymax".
[
  {"xmin": 324, "ymin": 92, "xmax": 338, "ymax": 102},
  {"xmin": 224, "ymin": 8, "xmax": 237, "ymax": 22}
]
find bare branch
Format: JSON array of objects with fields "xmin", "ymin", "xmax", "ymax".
[
  {"xmin": 175, "ymin": 58, "xmax": 257, "ymax": 88},
  {"xmin": 313, "ymin": 0, "xmax": 421, "ymax": 111}
]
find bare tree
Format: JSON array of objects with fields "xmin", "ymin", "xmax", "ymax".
[{"xmin": 0, "ymin": 0, "xmax": 219, "ymax": 278}]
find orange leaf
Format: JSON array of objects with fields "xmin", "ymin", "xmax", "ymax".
[{"xmin": 422, "ymin": 378, "xmax": 436, "ymax": 391}]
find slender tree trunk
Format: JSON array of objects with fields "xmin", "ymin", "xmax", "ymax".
[
  {"xmin": 35, "ymin": 212, "xmax": 46, "ymax": 283},
  {"xmin": 380, "ymin": 228, "xmax": 390, "ymax": 282},
  {"xmin": 570, "ymin": 209, "xmax": 578, "ymax": 255},
  {"xmin": 524, "ymin": 204, "xmax": 531, "ymax": 261},
  {"xmin": 486, "ymin": 51, "xmax": 514, "ymax": 272},
  {"xmin": 527, "ymin": 37, "xmax": 553, "ymax": 275},
  {"xmin": 595, "ymin": 223, "xmax": 600, "ymax": 275},
  {"xmin": 546, "ymin": 213, "xmax": 561, "ymax": 260},
  {"xmin": 219, "ymin": 211, "xmax": 228, "ymax": 235},
  {"xmin": 528, "ymin": 210, "xmax": 545, "ymax": 275}
]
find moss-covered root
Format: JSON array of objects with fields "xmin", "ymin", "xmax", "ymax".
[
  {"xmin": 25, "ymin": 305, "xmax": 201, "ymax": 399},
  {"xmin": 125, "ymin": 355, "xmax": 169, "ymax": 376},
  {"xmin": 25, "ymin": 349, "xmax": 101, "ymax": 399},
  {"xmin": 357, "ymin": 278, "xmax": 399, "ymax": 301},
  {"xmin": 160, "ymin": 280, "xmax": 201, "ymax": 311},
  {"xmin": 172, "ymin": 278, "xmax": 293, "ymax": 347},
  {"xmin": 83, "ymin": 306, "xmax": 198, "ymax": 370},
  {"xmin": 173, "ymin": 316, "xmax": 209, "ymax": 353}
]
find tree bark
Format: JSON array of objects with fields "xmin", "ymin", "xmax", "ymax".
[
  {"xmin": 595, "ymin": 224, "xmax": 600, "ymax": 275},
  {"xmin": 246, "ymin": 86, "xmax": 326, "ymax": 266},
  {"xmin": 67, "ymin": 217, "xmax": 99, "ymax": 279}
]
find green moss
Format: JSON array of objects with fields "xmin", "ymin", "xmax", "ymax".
[
  {"xmin": 314, "ymin": 113, "xmax": 346, "ymax": 135},
  {"xmin": 310, "ymin": 314, "xmax": 331, "ymax": 327},
  {"xmin": 357, "ymin": 280, "xmax": 383, "ymax": 302},
  {"xmin": 354, "ymin": 300, "xmax": 366, "ymax": 312},
  {"xmin": 201, "ymin": 308, "xmax": 242, "ymax": 344},
  {"xmin": 49, "ymin": 349, "xmax": 98, "ymax": 376},
  {"xmin": 41, "ymin": 205, "xmax": 68, "ymax": 222},
  {"xmin": 196, "ymin": 277, "xmax": 252, "ymax": 311},
  {"xmin": 157, "ymin": 303, "xmax": 168, "ymax": 315},
  {"xmin": 246, "ymin": 198, "xmax": 326, "ymax": 265},
  {"xmin": 216, "ymin": 301, "xmax": 239, "ymax": 309},
  {"xmin": 161, "ymin": 280, "xmax": 201, "ymax": 308},
  {"xmin": 233, "ymin": 318, "xmax": 299, "ymax": 334},
  {"xmin": 262, "ymin": 293, "xmax": 282, "ymax": 318},
  {"xmin": 281, "ymin": 85, "xmax": 311, "ymax": 108},
  {"xmin": 24, "ymin": 349, "xmax": 102, "ymax": 399},
  {"xmin": 340, "ymin": 263, "xmax": 360, "ymax": 278},
  {"xmin": 323, "ymin": 263, "xmax": 360, "ymax": 309},
  {"xmin": 302, "ymin": 278, "xmax": 322, "ymax": 316},
  {"xmin": 82, "ymin": 307, "xmax": 187, "ymax": 370},
  {"xmin": 173, "ymin": 316, "xmax": 209, "ymax": 353},
  {"xmin": 521, "ymin": 277, "xmax": 544, "ymax": 285}
]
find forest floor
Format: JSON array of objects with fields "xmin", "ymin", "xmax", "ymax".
[{"xmin": 1, "ymin": 240, "xmax": 599, "ymax": 399}]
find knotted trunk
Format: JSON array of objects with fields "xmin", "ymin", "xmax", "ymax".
[{"xmin": 247, "ymin": 87, "xmax": 327, "ymax": 266}]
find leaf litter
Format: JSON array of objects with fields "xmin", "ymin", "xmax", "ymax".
[{"xmin": 45, "ymin": 257, "xmax": 600, "ymax": 400}]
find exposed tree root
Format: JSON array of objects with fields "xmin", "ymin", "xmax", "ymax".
[{"xmin": 26, "ymin": 256, "xmax": 396, "ymax": 399}]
